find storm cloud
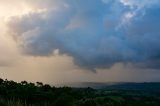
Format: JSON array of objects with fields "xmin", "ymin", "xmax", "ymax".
[{"xmin": 7, "ymin": 0, "xmax": 160, "ymax": 71}]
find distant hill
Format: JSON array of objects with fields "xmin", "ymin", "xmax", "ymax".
[{"xmin": 59, "ymin": 82, "xmax": 160, "ymax": 91}]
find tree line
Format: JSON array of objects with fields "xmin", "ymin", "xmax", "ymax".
[{"xmin": 0, "ymin": 78, "xmax": 160, "ymax": 106}]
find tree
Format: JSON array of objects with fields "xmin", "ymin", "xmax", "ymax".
[
  {"xmin": 36, "ymin": 82, "xmax": 43, "ymax": 87},
  {"xmin": 21, "ymin": 81, "xmax": 28, "ymax": 85}
]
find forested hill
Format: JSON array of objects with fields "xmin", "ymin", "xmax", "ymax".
[
  {"xmin": 0, "ymin": 78, "xmax": 160, "ymax": 106},
  {"xmin": 103, "ymin": 82, "xmax": 160, "ymax": 91},
  {"xmin": 0, "ymin": 78, "xmax": 95, "ymax": 106},
  {"xmin": 61, "ymin": 82, "xmax": 160, "ymax": 90}
]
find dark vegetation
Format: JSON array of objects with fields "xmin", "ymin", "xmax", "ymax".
[{"xmin": 0, "ymin": 78, "xmax": 160, "ymax": 106}]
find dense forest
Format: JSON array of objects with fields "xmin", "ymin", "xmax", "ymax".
[{"xmin": 0, "ymin": 78, "xmax": 160, "ymax": 106}]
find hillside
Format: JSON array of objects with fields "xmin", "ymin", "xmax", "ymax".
[{"xmin": 0, "ymin": 78, "xmax": 160, "ymax": 106}]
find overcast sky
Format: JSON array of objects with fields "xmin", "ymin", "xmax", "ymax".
[{"xmin": 0, "ymin": 0, "xmax": 160, "ymax": 84}]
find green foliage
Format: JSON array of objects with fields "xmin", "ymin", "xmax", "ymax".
[{"xmin": 0, "ymin": 78, "xmax": 159, "ymax": 106}]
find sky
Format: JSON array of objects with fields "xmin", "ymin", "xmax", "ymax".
[{"xmin": 0, "ymin": 0, "xmax": 160, "ymax": 84}]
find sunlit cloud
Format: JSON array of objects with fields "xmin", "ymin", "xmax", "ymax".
[{"xmin": 0, "ymin": 0, "xmax": 160, "ymax": 83}]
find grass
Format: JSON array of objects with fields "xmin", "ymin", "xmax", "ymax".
[{"xmin": 0, "ymin": 98, "xmax": 51, "ymax": 106}]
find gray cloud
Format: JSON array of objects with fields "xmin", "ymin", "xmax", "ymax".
[{"xmin": 7, "ymin": 0, "xmax": 160, "ymax": 71}]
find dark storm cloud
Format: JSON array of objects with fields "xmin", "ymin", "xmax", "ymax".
[{"xmin": 7, "ymin": 0, "xmax": 160, "ymax": 71}]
